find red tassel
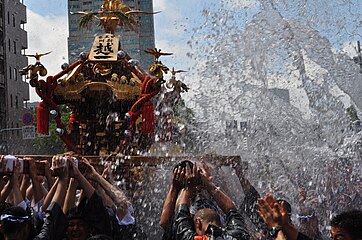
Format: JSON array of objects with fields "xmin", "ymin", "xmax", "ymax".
[
  {"xmin": 141, "ymin": 101, "xmax": 155, "ymax": 134},
  {"xmin": 69, "ymin": 113, "xmax": 78, "ymax": 124},
  {"xmin": 36, "ymin": 101, "xmax": 49, "ymax": 135}
]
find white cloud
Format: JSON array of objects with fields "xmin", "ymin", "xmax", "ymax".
[
  {"xmin": 221, "ymin": 0, "xmax": 258, "ymax": 8},
  {"xmin": 24, "ymin": 9, "xmax": 69, "ymax": 102},
  {"xmin": 153, "ymin": 0, "xmax": 167, "ymax": 12}
]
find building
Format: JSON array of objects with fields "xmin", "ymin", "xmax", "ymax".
[
  {"xmin": 67, "ymin": 0, "xmax": 155, "ymax": 70},
  {"xmin": 0, "ymin": 0, "xmax": 29, "ymax": 153}
]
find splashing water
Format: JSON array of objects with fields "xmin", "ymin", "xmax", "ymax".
[
  {"xmin": 169, "ymin": 0, "xmax": 362, "ymax": 234},
  {"xmin": 70, "ymin": 1, "xmax": 362, "ymax": 238}
]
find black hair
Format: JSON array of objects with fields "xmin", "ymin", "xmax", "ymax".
[
  {"xmin": 67, "ymin": 206, "xmax": 83, "ymax": 220},
  {"xmin": 0, "ymin": 202, "xmax": 12, "ymax": 215},
  {"xmin": 331, "ymin": 210, "xmax": 362, "ymax": 240},
  {"xmin": 0, "ymin": 206, "xmax": 32, "ymax": 238}
]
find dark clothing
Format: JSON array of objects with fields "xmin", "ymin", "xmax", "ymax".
[
  {"xmin": 107, "ymin": 208, "xmax": 145, "ymax": 240},
  {"xmin": 162, "ymin": 215, "xmax": 177, "ymax": 240},
  {"xmin": 175, "ymin": 204, "xmax": 250, "ymax": 240},
  {"xmin": 297, "ymin": 232, "xmax": 313, "ymax": 240},
  {"xmin": 77, "ymin": 192, "xmax": 112, "ymax": 237},
  {"xmin": 34, "ymin": 202, "xmax": 66, "ymax": 240},
  {"xmin": 239, "ymin": 183, "xmax": 268, "ymax": 234}
]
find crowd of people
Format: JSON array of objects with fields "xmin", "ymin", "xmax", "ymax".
[{"xmin": 0, "ymin": 155, "xmax": 361, "ymax": 240}]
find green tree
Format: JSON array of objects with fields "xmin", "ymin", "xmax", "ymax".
[{"xmin": 32, "ymin": 105, "xmax": 71, "ymax": 155}]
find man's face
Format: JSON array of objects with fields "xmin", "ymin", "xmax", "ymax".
[
  {"xmin": 330, "ymin": 226, "xmax": 353, "ymax": 240},
  {"xmin": 67, "ymin": 218, "xmax": 90, "ymax": 240}
]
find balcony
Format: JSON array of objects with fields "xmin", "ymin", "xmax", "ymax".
[
  {"xmin": 19, "ymin": 28, "xmax": 28, "ymax": 49},
  {"xmin": 17, "ymin": 2, "xmax": 27, "ymax": 24}
]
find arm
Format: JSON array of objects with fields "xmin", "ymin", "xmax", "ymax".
[
  {"xmin": 19, "ymin": 175, "xmax": 30, "ymax": 200},
  {"xmin": 257, "ymin": 194, "xmax": 302, "ymax": 240},
  {"xmin": 42, "ymin": 178, "xmax": 59, "ymax": 211},
  {"xmin": 234, "ymin": 164, "xmax": 267, "ymax": 232},
  {"xmin": 10, "ymin": 160, "xmax": 24, "ymax": 206},
  {"xmin": 175, "ymin": 188, "xmax": 196, "ymax": 240},
  {"xmin": 70, "ymin": 158, "xmax": 95, "ymax": 199},
  {"xmin": 63, "ymin": 178, "xmax": 78, "ymax": 214},
  {"xmin": 200, "ymin": 161, "xmax": 236, "ymax": 213},
  {"xmin": 33, "ymin": 158, "xmax": 68, "ymax": 240},
  {"xmin": 43, "ymin": 160, "xmax": 55, "ymax": 190},
  {"xmin": 28, "ymin": 158, "xmax": 44, "ymax": 204},
  {"xmin": 95, "ymin": 183, "xmax": 113, "ymax": 207},
  {"xmin": 0, "ymin": 178, "xmax": 12, "ymax": 202},
  {"xmin": 160, "ymin": 166, "xmax": 184, "ymax": 230},
  {"xmin": 83, "ymin": 158, "xmax": 128, "ymax": 218}
]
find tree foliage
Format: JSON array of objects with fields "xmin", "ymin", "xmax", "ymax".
[{"xmin": 32, "ymin": 105, "xmax": 71, "ymax": 155}]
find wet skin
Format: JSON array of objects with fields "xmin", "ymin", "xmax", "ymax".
[
  {"xmin": 330, "ymin": 226, "xmax": 353, "ymax": 240},
  {"xmin": 67, "ymin": 218, "xmax": 90, "ymax": 240}
]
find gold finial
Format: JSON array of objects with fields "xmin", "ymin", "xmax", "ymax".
[
  {"xmin": 144, "ymin": 48, "xmax": 173, "ymax": 62},
  {"xmin": 24, "ymin": 51, "xmax": 52, "ymax": 62},
  {"xmin": 71, "ymin": 0, "xmax": 160, "ymax": 34}
]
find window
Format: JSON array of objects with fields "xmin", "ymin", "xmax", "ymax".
[
  {"xmin": 7, "ymin": 11, "xmax": 9, "ymax": 25},
  {"xmin": 13, "ymin": 41, "xmax": 16, "ymax": 54},
  {"xmin": 13, "ymin": 68, "xmax": 17, "ymax": 81},
  {"xmin": 0, "ymin": 59, "xmax": 4, "ymax": 74},
  {"xmin": 15, "ymin": 96, "xmax": 18, "ymax": 109},
  {"xmin": 9, "ymin": 66, "xmax": 11, "ymax": 79},
  {"xmin": 10, "ymin": 94, "xmax": 12, "ymax": 107},
  {"xmin": 8, "ymin": 38, "xmax": 10, "ymax": 51},
  {"xmin": 12, "ymin": 14, "xmax": 15, "ymax": 27}
]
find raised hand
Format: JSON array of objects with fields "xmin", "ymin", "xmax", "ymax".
[
  {"xmin": 172, "ymin": 166, "xmax": 185, "ymax": 191},
  {"xmin": 185, "ymin": 161, "xmax": 201, "ymax": 189},
  {"xmin": 81, "ymin": 157, "xmax": 98, "ymax": 180},
  {"xmin": 199, "ymin": 160, "xmax": 213, "ymax": 185},
  {"xmin": 51, "ymin": 155, "xmax": 69, "ymax": 180},
  {"xmin": 257, "ymin": 194, "xmax": 290, "ymax": 229}
]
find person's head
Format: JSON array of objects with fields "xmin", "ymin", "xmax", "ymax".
[
  {"xmin": 330, "ymin": 210, "xmax": 362, "ymax": 240},
  {"xmin": 298, "ymin": 207, "xmax": 319, "ymax": 236},
  {"xmin": 0, "ymin": 206, "xmax": 32, "ymax": 240},
  {"xmin": 67, "ymin": 208, "xmax": 90, "ymax": 240},
  {"xmin": 193, "ymin": 208, "xmax": 221, "ymax": 236}
]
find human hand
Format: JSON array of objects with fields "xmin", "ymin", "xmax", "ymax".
[
  {"xmin": 82, "ymin": 157, "xmax": 97, "ymax": 180},
  {"xmin": 68, "ymin": 157, "xmax": 80, "ymax": 179},
  {"xmin": 42, "ymin": 160, "xmax": 51, "ymax": 176},
  {"xmin": 184, "ymin": 161, "xmax": 201, "ymax": 189},
  {"xmin": 257, "ymin": 196, "xmax": 281, "ymax": 229},
  {"xmin": 171, "ymin": 166, "xmax": 185, "ymax": 191},
  {"xmin": 25, "ymin": 157, "xmax": 38, "ymax": 179},
  {"xmin": 51, "ymin": 155, "xmax": 69, "ymax": 180},
  {"xmin": 199, "ymin": 160, "xmax": 213, "ymax": 186},
  {"xmin": 257, "ymin": 194, "xmax": 289, "ymax": 229},
  {"xmin": 10, "ymin": 158, "xmax": 21, "ymax": 186}
]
